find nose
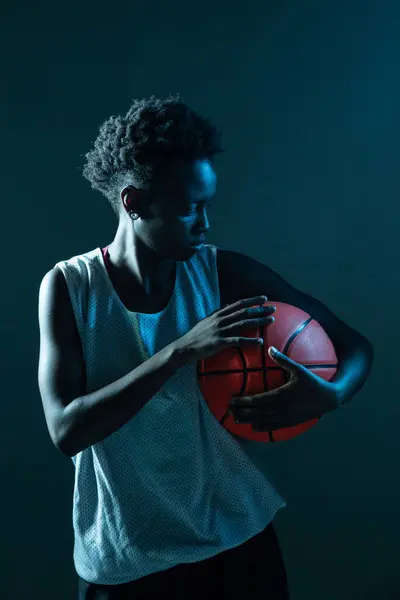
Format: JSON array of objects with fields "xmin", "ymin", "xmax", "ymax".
[{"xmin": 198, "ymin": 212, "xmax": 210, "ymax": 231}]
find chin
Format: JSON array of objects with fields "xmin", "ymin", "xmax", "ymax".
[{"xmin": 174, "ymin": 244, "xmax": 199, "ymax": 262}]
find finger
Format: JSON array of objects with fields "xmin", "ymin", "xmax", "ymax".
[
  {"xmin": 230, "ymin": 396, "xmax": 254, "ymax": 407},
  {"xmin": 253, "ymin": 381, "xmax": 295, "ymax": 399},
  {"xmin": 230, "ymin": 382, "xmax": 295, "ymax": 406},
  {"xmin": 230, "ymin": 406, "xmax": 276, "ymax": 422},
  {"xmin": 222, "ymin": 296, "xmax": 268, "ymax": 311},
  {"xmin": 268, "ymin": 347, "xmax": 306, "ymax": 375}
]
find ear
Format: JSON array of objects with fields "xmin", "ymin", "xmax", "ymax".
[{"xmin": 121, "ymin": 185, "xmax": 141, "ymax": 211}]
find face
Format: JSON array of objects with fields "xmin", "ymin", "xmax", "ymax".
[{"xmin": 125, "ymin": 159, "xmax": 217, "ymax": 262}]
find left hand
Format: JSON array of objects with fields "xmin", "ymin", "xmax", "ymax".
[{"xmin": 228, "ymin": 346, "xmax": 340, "ymax": 432}]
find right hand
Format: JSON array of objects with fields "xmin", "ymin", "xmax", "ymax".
[{"xmin": 176, "ymin": 295, "xmax": 276, "ymax": 364}]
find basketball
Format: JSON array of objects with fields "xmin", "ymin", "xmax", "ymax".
[{"xmin": 197, "ymin": 301, "xmax": 338, "ymax": 443}]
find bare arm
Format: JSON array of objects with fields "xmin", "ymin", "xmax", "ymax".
[
  {"xmin": 38, "ymin": 267, "xmax": 188, "ymax": 457},
  {"xmin": 60, "ymin": 343, "xmax": 186, "ymax": 457}
]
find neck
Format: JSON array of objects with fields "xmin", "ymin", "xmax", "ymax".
[{"xmin": 108, "ymin": 222, "xmax": 174, "ymax": 293}]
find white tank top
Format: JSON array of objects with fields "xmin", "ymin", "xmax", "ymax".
[{"xmin": 54, "ymin": 243, "xmax": 286, "ymax": 585}]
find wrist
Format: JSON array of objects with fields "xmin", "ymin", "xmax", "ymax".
[{"xmin": 170, "ymin": 339, "xmax": 193, "ymax": 367}]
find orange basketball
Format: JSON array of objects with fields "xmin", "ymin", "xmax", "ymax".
[{"xmin": 197, "ymin": 301, "xmax": 338, "ymax": 443}]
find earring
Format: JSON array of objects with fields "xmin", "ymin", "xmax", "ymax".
[{"xmin": 129, "ymin": 212, "xmax": 139, "ymax": 220}]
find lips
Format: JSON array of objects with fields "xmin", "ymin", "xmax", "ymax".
[{"xmin": 192, "ymin": 236, "xmax": 206, "ymax": 245}]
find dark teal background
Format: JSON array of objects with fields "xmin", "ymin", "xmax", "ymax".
[{"xmin": 1, "ymin": 1, "xmax": 397, "ymax": 598}]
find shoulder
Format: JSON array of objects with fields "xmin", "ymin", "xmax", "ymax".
[
  {"xmin": 215, "ymin": 247, "xmax": 264, "ymax": 306},
  {"xmin": 40, "ymin": 264, "xmax": 73, "ymax": 295},
  {"xmin": 39, "ymin": 267, "xmax": 66, "ymax": 303},
  {"xmin": 215, "ymin": 246, "xmax": 265, "ymax": 280},
  {"xmin": 38, "ymin": 267, "xmax": 73, "ymax": 326},
  {"xmin": 215, "ymin": 247, "xmax": 294, "ymax": 303},
  {"xmin": 216, "ymin": 247, "xmax": 261, "ymax": 273}
]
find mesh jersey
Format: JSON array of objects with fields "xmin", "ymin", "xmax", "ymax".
[{"xmin": 54, "ymin": 243, "xmax": 286, "ymax": 585}]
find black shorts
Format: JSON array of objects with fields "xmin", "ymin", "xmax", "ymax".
[{"xmin": 77, "ymin": 523, "xmax": 290, "ymax": 599}]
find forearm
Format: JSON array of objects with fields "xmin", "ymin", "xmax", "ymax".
[
  {"xmin": 332, "ymin": 335, "xmax": 374, "ymax": 406},
  {"xmin": 58, "ymin": 341, "xmax": 188, "ymax": 457}
]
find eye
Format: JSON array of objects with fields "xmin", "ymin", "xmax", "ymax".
[{"xmin": 188, "ymin": 203, "xmax": 212, "ymax": 214}]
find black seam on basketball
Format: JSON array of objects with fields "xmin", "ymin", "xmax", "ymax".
[
  {"xmin": 282, "ymin": 317, "xmax": 313, "ymax": 354},
  {"xmin": 260, "ymin": 324, "xmax": 269, "ymax": 392},
  {"xmin": 237, "ymin": 346, "xmax": 248, "ymax": 396},
  {"xmin": 199, "ymin": 364, "xmax": 337, "ymax": 376},
  {"xmin": 218, "ymin": 326, "xmax": 269, "ymax": 431},
  {"xmin": 204, "ymin": 319, "xmax": 329, "ymax": 438}
]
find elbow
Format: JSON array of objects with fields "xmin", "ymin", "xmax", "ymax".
[
  {"xmin": 357, "ymin": 333, "xmax": 374, "ymax": 364},
  {"xmin": 46, "ymin": 418, "xmax": 74, "ymax": 457},
  {"xmin": 53, "ymin": 403, "xmax": 84, "ymax": 457},
  {"xmin": 55, "ymin": 438, "xmax": 76, "ymax": 458},
  {"xmin": 336, "ymin": 328, "xmax": 374, "ymax": 361},
  {"xmin": 56, "ymin": 426, "xmax": 86, "ymax": 456},
  {"xmin": 366, "ymin": 337, "xmax": 374, "ymax": 359},
  {"xmin": 54, "ymin": 431, "xmax": 77, "ymax": 457},
  {"xmin": 53, "ymin": 417, "xmax": 80, "ymax": 457}
]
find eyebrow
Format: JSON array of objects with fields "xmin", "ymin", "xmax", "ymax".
[{"xmin": 180, "ymin": 197, "xmax": 212, "ymax": 205}]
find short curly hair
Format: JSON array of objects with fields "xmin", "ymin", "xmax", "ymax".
[{"xmin": 81, "ymin": 94, "xmax": 224, "ymax": 217}]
